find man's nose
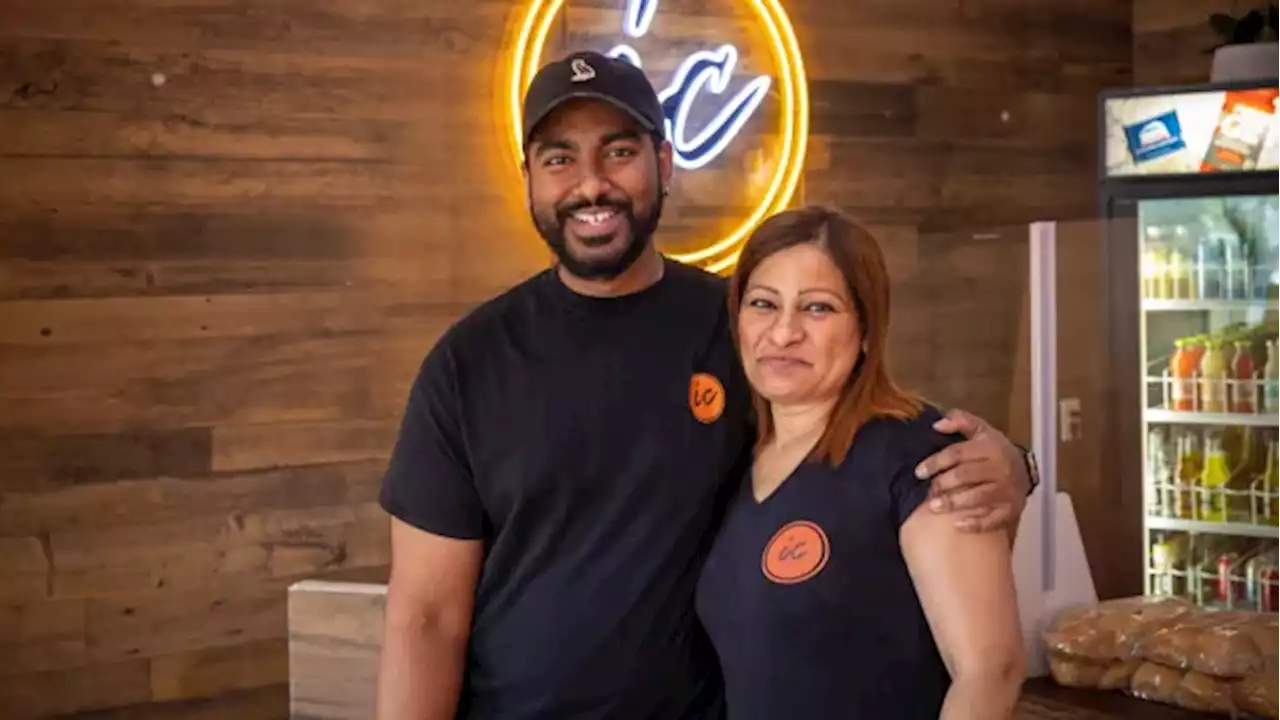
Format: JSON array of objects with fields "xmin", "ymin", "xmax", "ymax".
[{"xmin": 574, "ymin": 159, "xmax": 611, "ymax": 202}]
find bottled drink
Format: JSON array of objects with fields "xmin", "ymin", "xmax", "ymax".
[
  {"xmin": 1264, "ymin": 438, "xmax": 1279, "ymax": 526},
  {"xmin": 1148, "ymin": 429, "xmax": 1173, "ymax": 516},
  {"xmin": 1197, "ymin": 216, "xmax": 1226, "ymax": 299},
  {"xmin": 1175, "ymin": 432, "xmax": 1203, "ymax": 519},
  {"xmin": 1142, "ymin": 229, "xmax": 1168, "ymax": 298},
  {"xmin": 1199, "ymin": 339, "xmax": 1229, "ymax": 413},
  {"xmin": 1232, "ymin": 340, "xmax": 1257, "ymax": 413},
  {"xmin": 1200, "ymin": 433, "xmax": 1231, "ymax": 522},
  {"xmin": 1167, "ymin": 249, "xmax": 1192, "ymax": 299},
  {"xmin": 1170, "ymin": 339, "xmax": 1195, "ymax": 410},
  {"xmin": 1265, "ymin": 340, "xmax": 1279, "ymax": 414}
]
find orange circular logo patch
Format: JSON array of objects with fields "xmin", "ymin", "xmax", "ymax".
[
  {"xmin": 762, "ymin": 520, "xmax": 829, "ymax": 585},
  {"xmin": 689, "ymin": 373, "xmax": 724, "ymax": 424}
]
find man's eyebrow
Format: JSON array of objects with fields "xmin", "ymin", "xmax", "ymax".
[
  {"xmin": 602, "ymin": 129, "xmax": 642, "ymax": 145},
  {"xmin": 532, "ymin": 138, "xmax": 575, "ymax": 158}
]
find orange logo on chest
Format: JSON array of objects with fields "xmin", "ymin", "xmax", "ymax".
[
  {"xmin": 689, "ymin": 373, "xmax": 724, "ymax": 423},
  {"xmin": 762, "ymin": 520, "xmax": 829, "ymax": 585}
]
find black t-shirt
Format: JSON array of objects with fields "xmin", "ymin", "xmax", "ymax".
[
  {"xmin": 379, "ymin": 259, "xmax": 752, "ymax": 720},
  {"xmin": 694, "ymin": 405, "xmax": 961, "ymax": 720}
]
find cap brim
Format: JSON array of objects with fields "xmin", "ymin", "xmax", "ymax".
[{"xmin": 523, "ymin": 91, "xmax": 660, "ymax": 148}]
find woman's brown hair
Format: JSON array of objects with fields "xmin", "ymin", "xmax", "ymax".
[{"xmin": 728, "ymin": 205, "xmax": 924, "ymax": 467}]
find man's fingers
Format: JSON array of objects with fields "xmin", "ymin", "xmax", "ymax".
[
  {"xmin": 959, "ymin": 507, "xmax": 1011, "ymax": 534},
  {"xmin": 932, "ymin": 408, "xmax": 985, "ymax": 438},
  {"xmin": 929, "ymin": 479, "xmax": 1001, "ymax": 515},
  {"xmin": 915, "ymin": 441, "xmax": 980, "ymax": 480}
]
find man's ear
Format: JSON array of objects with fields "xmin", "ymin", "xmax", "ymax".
[{"xmin": 656, "ymin": 138, "xmax": 674, "ymax": 189}]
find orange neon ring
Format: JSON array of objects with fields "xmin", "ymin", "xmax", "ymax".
[{"xmin": 506, "ymin": 0, "xmax": 809, "ymax": 273}]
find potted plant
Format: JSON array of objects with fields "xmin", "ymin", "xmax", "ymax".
[{"xmin": 1207, "ymin": 3, "xmax": 1278, "ymax": 82}]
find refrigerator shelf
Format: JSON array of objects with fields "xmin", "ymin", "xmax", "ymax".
[
  {"xmin": 1144, "ymin": 409, "xmax": 1279, "ymax": 426},
  {"xmin": 1142, "ymin": 298, "xmax": 1279, "ymax": 312},
  {"xmin": 1146, "ymin": 516, "xmax": 1280, "ymax": 539}
]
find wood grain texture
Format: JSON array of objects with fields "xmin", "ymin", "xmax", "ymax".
[
  {"xmin": 1132, "ymin": 0, "xmax": 1238, "ymax": 86},
  {"xmin": 0, "ymin": 0, "xmax": 1131, "ymax": 715}
]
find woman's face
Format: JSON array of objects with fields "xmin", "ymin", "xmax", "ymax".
[{"xmin": 737, "ymin": 243, "xmax": 863, "ymax": 408}]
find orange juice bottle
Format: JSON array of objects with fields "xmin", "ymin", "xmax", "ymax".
[
  {"xmin": 1200, "ymin": 339, "xmax": 1228, "ymax": 413},
  {"xmin": 1171, "ymin": 339, "xmax": 1196, "ymax": 411}
]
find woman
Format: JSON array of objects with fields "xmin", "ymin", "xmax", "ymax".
[{"xmin": 695, "ymin": 206, "xmax": 1025, "ymax": 719}]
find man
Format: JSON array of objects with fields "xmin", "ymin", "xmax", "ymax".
[{"xmin": 376, "ymin": 50, "xmax": 1037, "ymax": 720}]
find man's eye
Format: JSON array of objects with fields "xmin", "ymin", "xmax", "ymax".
[
  {"xmin": 609, "ymin": 147, "xmax": 637, "ymax": 158},
  {"xmin": 543, "ymin": 156, "xmax": 570, "ymax": 167}
]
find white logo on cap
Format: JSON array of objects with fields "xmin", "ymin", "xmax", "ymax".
[{"xmin": 569, "ymin": 58, "xmax": 596, "ymax": 82}]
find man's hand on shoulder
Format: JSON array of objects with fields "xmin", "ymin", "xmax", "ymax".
[{"xmin": 912, "ymin": 408, "xmax": 1032, "ymax": 534}]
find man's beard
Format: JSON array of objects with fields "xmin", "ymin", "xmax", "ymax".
[{"xmin": 531, "ymin": 191, "xmax": 664, "ymax": 281}]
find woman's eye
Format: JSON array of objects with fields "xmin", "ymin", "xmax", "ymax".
[
  {"xmin": 747, "ymin": 298, "xmax": 775, "ymax": 310},
  {"xmin": 805, "ymin": 302, "xmax": 835, "ymax": 314}
]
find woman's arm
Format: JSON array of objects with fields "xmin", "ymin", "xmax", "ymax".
[{"xmin": 900, "ymin": 505, "xmax": 1025, "ymax": 720}]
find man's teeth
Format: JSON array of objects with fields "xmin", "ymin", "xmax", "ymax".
[{"xmin": 574, "ymin": 210, "xmax": 615, "ymax": 225}]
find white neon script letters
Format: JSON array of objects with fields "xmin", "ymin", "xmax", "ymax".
[{"xmin": 605, "ymin": 0, "xmax": 772, "ymax": 170}]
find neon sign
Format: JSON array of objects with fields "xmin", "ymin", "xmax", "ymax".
[
  {"xmin": 604, "ymin": 1, "xmax": 772, "ymax": 170},
  {"xmin": 508, "ymin": 0, "xmax": 809, "ymax": 273}
]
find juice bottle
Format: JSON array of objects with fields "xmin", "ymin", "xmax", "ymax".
[
  {"xmin": 1226, "ymin": 427, "xmax": 1256, "ymax": 521},
  {"xmin": 1148, "ymin": 428, "xmax": 1173, "ymax": 516},
  {"xmin": 1199, "ymin": 433, "xmax": 1231, "ymax": 522},
  {"xmin": 1170, "ymin": 339, "xmax": 1190, "ymax": 410},
  {"xmin": 1265, "ymin": 340, "xmax": 1279, "ymax": 414},
  {"xmin": 1199, "ymin": 339, "xmax": 1229, "ymax": 413},
  {"xmin": 1175, "ymin": 432, "xmax": 1203, "ymax": 519},
  {"xmin": 1167, "ymin": 250, "xmax": 1192, "ymax": 299},
  {"xmin": 1232, "ymin": 340, "xmax": 1257, "ymax": 413},
  {"xmin": 1264, "ymin": 438, "xmax": 1279, "ymax": 526}
]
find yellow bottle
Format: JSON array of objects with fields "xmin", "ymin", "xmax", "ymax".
[
  {"xmin": 1199, "ymin": 433, "xmax": 1231, "ymax": 522},
  {"xmin": 1175, "ymin": 433, "xmax": 1203, "ymax": 519}
]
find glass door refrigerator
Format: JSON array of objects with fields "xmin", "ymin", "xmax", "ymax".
[{"xmin": 1100, "ymin": 80, "xmax": 1279, "ymax": 612}]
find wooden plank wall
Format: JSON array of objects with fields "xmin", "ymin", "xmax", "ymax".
[
  {"xmin": 1133, "ymin": 0, "xmax": 1237, "ymax": 86},
  {"xmin": 0, "ymin": 0, "xmax": 1130, "ymax": 716}
]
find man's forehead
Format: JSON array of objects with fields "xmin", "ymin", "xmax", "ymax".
[{"xmin": 530, "ymin": 99, "xmax": 644, "ymax": 143}]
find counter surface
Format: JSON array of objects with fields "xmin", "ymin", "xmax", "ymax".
[{"xmin": 288, "ymin": 580, "xmax": 1220, "ymax": 720}]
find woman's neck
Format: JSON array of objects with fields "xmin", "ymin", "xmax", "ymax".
[{"xmin": 769, "ymin": 399, "xmax": 837, "ymax": 449}]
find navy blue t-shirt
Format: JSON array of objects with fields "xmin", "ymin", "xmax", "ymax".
[
  {"xmin": 694, "ymin": 405, "xmax": 962, "ymax": 720},
  {"xmin": 379, "ymin": 259, "xmax": 752, "ymax": 720}
]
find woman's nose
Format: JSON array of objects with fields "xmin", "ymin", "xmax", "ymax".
[{"xmin": 767, "ymin": 310, "xmax": 804, "ymax": 346}]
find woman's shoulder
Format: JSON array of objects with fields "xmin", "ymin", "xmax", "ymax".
[{"xmin": 849, "ymin": 403, "xmax": 962, "ymax": 476}]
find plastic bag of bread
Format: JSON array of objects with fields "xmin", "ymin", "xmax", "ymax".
[
  {"xmin": 1233, "ymin": 667, "xmax": 1279, "ymax": 720},
  {"xmin": 1192, "ymin": 612, "xmax": 1277, "ymax": 679},
  {"xmin": 1129, "ymin": 661, "xmax": 1185, "ymax": 706},
  {"xmin": 1044, "ymin": 595, "xmax": 1199, "ymax": 661},
  {"xmin": 1139, "ymin": 610, "xmax": 1274, "ymax": 677},
  {"xmin": 1047, "ymin": 654, "xmax": 1142, "ymax": 690},
  {"xmin": 1173, "ymin": 670, "xmax": 1236, "ymax": 714}
]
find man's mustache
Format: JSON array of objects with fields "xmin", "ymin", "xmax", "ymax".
[{"xmin": 556, "ymin": 197, "xmax": 632, "ymax": 222}]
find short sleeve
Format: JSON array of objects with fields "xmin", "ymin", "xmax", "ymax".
[
  {"xmin": 378, "ymin": 336, "xmax": 487, "ymax": 539},
  {"xmin": 886, "ymin": 406, "xmax": 963, "ymax": 528}
]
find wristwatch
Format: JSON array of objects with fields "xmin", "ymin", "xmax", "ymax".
[{"xmin": 1019, "ymin": 445, "xmax": 1041, "ymax": 496}]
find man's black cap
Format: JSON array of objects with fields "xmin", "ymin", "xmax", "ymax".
[{"xmin": 521, "ymin": 50, "xmax": 666, "ymax": 150}]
